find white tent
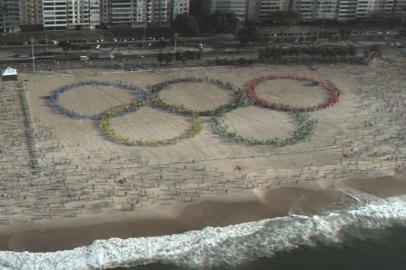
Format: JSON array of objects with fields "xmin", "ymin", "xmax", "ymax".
[{"xmin": 1, "ymin": 67, "xmax": 18, "ymax": 80}]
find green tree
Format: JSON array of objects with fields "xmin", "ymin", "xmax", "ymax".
[
  {"xmin": 157, "ymin": 52, "xmax": 164, "ymax": 64},
  {"xmin": 267, "ymin": 11, "xmax": 302, "ymax": 26},
  {"xmin": 339, "ymin": 28, "xmax": 351, "ymax": 41},
  {"xmin": 237, "ymin": 26, "xmax": 262, "ymax": 45},
  {"xmin": 400, "ymin": 7, "xmax": 406, "ymax": 36},
  {"xmin": 175, "ymin": 51, "xmax": 186, "ymax": 62},
  {"xmin": 208, "ymin": 12, "xmax": 238, "ymax": 33},
  {"xmin": 368, "ymin": 10, "xmax": 389, "ymax": 24},
  {"xmin": 195, "ymin": 51, "xmax": 201, "ymax": 60},
  {"xmin": 364, "ymin": 45, "xmax": 382, "ymax": 58},
  {"xmin": 172, "ymin": 14, "xmax": 199, "ymax": 36},
  {"xmin": 153, "ymin": 38, "xmax": 169, "ymax": 48},
  {"xmin": 163, "ymin": 53, "xmax": 174, "ymax": 64},
  {"xmin": 190, "ymin": 0, "xmax": 204, "ymax": 17}
]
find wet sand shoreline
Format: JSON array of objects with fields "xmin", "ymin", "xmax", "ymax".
[{"xmin": 0, "ymin": 172, "xmax": 405, "ymax": 253}]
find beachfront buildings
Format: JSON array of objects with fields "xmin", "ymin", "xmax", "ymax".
[
  {"xmin": 0, "ymin": 0, "xmax": 405, "ymax": 33},
  {"xmin": 19, "ymin": 0, "xmax": 43, "ymax": 30},
  {"xmin": 202, "ymin": 0, "xmax": 250, "ymax": 21},
  {"xmin": 110, "ymin": 0, "xmax": 187, "ymax": 27},
  {"xmin": 0, "ymin": 0, "xmax": 20, "ymax": 32},
  {"xmin": 100, "ymin": 0, "xmax": 111, "ymax": 25},
  {"xmin": 39, "ymin": 0, "xmax": 189, "ymax": 29},
  {"xmin": 294, "ymin": 0, "xmax": 406, "ymax": 21},
  {"xmin": 168, "ymin": 0, "xmax": 190, "ymax": 20},
  {"xmin": 246, "ymin": 0, "xmax": 291, "ymax": 22},
  {"xmin": 201, "ymin": 0, "xmax": 294, "ymax": 23},
  {"xmin": 42, "ymin": 0, "xmax": 101, "ymax": 29},
  {"xmin": 200, "ymin": 0, "xmax": 406, "ymax": 22},
  {"xmin": 258, "ymin": 0, "xmax": 291, "ymax": 20},
  {"xmin": 293, "ymin": 0, "xmax": 341, "ymax": 20}
]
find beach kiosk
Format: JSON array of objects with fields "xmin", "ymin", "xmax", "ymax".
[{"xmin": 1, "ymin": 67, "xmax": 18, "ymax": 81}]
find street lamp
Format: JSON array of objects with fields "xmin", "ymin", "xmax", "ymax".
[
  {"xmin": 142, "ymin": 22, "xmax": 147, "ymax": 51},
  {"xmin": 45, "ymin": 29, "xmax": 49, "ymax": 51},
  {"xmin": 30, "ymin": 37, "xmax": 36, "ymax": 73},
  {"xmin": 142, "ymin": 1, "xmax": 148, "ymax": 52},
  {"xmin": 174, "ymin": 33, "xmax": 179, "ymax": 52}
]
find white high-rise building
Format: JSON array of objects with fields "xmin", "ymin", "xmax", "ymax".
[
  {"xmin": 398, "ymin": 0, "xmax": 406, "ymax": 11},
  {"xmin": 337, "ymin": 0, "xmax": 358, "ymax": 21},
  {"xmin": 42, "ymin": 0, "xmax": 67, "ymax": 29},
  {"xmin": 192, "ymin": 0, "xmax": 405, "ymax": 23},
  {"xmin": 294, "ymin": 0, "xmax": 340, "ymax": 20},
  {"xmin": 110, "ymin": 0, "xmax": 170, "ymax": 27},
  {"xmin": 203, "ymin": 0, "xmax": 291, "ymax": 23},
  {"xmin": 356, "ymin": 0, "xmax": 376, "ymax": 18},
  {"xmin": 293, "ymin": 0, "xmax": 405, "ymax": 21},
  {"xmin": 258, "ymin": 0, "xmax": 290, "ymax": 21},
  {"xmin": 43, "ymin": 0, "xmax": 101, "ymax": 29},
  {"xmin": 89, "ymin": 0, "xmax": 101, "ymax": 26},
  {"xmin": 110, "ymin": 0, "xmax": 134, "ymax": 24},
  {"xmin": 152, "ymin": 0, "xmax": 170, "ymax": 25},
  {"xmin": 395, "ymin": 0, "xmax": 406, "ymax": 15},
  {"xmin": 168, "ymin": 0, "xmax": 190, "ymax": 21},
  {"xmin": 358, "ymin": 0, "xmax": 406, "ymax": 17}
]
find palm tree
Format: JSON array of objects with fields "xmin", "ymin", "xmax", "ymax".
[
  {"xmin": 157, "ymin": 52, "xmax": 164, "ymax": 64},
  {"xmin": 164, "ymin": 53, "xmax": 173, "ymax": 65},
  {"xmin": 175, "ymin": 51, "xmax": 182, "ymax": 62}
]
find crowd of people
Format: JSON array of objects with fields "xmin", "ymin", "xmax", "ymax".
[{"xmin": 246, "ymin": 74, "xmax": 340, "ymax": 112}]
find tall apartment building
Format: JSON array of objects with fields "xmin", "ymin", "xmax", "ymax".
[
  {"xmin": 293, "ymin": 0, "xmax": 340, "ymax": 20},
  {"xmin": 43, "ymin": 0, "xmax": 101, "ymax": 29},
  {"xmin": 168, "ymin": 0, "xmax": 190, "ymax": 21},
  {"xmin": 356, "ymin": 0, "xmax": 377, "ymax": 18},
  {"xmin": 110, "ymin": 0, "xmax": 170, "ymax": 26},
  {"xmin": 294, "ymin": 0, "xmax": 406, "ymax": 21},
  {"xmin": 0, "ymin": 0, "xmax": 20, "ymax": 32},
  {"xmin": 110, "ymin": 0, "xmax": 132, "ymax": 25},
  {"xmin": 152, "ymin": 0, "xmax": 170, "ymax": 25},
  {"xmin": 202, "ymin": 0, "xmax": 249, "ymax": 21},
  {"xmin": 257, "ymin": 0, "xmax": 290, "ymax": 21},
  {"xmin": 395, "ymin": 0, "xmax": 406, "ymax": 15},
  {"xmin": 202, "ymin": 0, "xmax": 291, "ymax": 23},
  {"xmin": 337, "ymin": 0, "xmax": 359, "ymax": 20},
  {"xmin": 19, "ymin": 0, "xmax": 43, "ymax": 30},
  {"xmin": 100, "ymin": 0, "xmax": 111, "ymax": 25},
  {"xmin": 89, "ymin": 0, "xmax": 102, "ymax": 27}
]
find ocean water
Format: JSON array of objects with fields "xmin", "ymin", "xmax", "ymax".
[
  {"xmin": 0, "ymin": 193, "xmax": 405, "ymax": 270},
  {"xmin": 128, "ymin": 225, "xmax": 406, "ymax": 270}
]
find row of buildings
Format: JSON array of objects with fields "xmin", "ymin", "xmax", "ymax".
[
  {"xmin": 1, "ymin": 0, "xmax": 405, "ymax": 33},
  {"xmin": 202, "ymin": 0, "xmax": 406, "ymax": 23},
  {"xmin": 0, "ymin": 0, "xmax": 190, "ymax": 32}
]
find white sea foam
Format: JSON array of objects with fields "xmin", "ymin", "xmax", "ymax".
[{"xmin": 1, "ymin": 196, "xmax": 406, "ymax": 270}]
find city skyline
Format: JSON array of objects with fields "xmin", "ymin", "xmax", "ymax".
[{"xmin": 0, "ymin": 0, "xmax": 405, "ymax": 32}]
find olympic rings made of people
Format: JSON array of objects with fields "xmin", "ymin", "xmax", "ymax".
[
  {"xmin": 150, "ymin": 77, "xmax": 244, "ymax": 116},
  {"xmin": 48, "ymin": 80, "xmax": 150, "ymax": 120},
  {"xmin": 99, "ymin": 103, "xmax": 203, "ymax": 147},
  {"xmin": 46, "ymin": 73, "xmax": 331, "ymax": 147},
  {"xmin": 245, "ymin": 74, "xmax": 340, "ymax": 112},
  {"xmin": 211, "ymin": 106, "xmax": 318, "ymax": 146}
]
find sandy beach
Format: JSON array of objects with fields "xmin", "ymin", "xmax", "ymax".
[
  {"xmin": 0, "ymin": 47, "xmax": 404, "ymax": 262},
  {"xmin": 341, "ymin": 170, "xmax": 406, "ymax": 198},
  {"xmin": 0, "ymin": 172, "xmax": 404, "ymax": 253}
]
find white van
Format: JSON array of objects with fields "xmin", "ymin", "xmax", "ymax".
[{"xmin": 80, "ymin": 56, "xmax": 89, "ymax": 61}]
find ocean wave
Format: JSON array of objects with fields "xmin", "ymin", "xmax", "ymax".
[{"xmin": 1, "ymin": 195, "xmax": 406, "ymax": 270}]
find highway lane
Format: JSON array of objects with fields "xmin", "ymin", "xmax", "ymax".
[{"xmin": 13, "ymin": 50, "xmax": 258, "ymax": 72}]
